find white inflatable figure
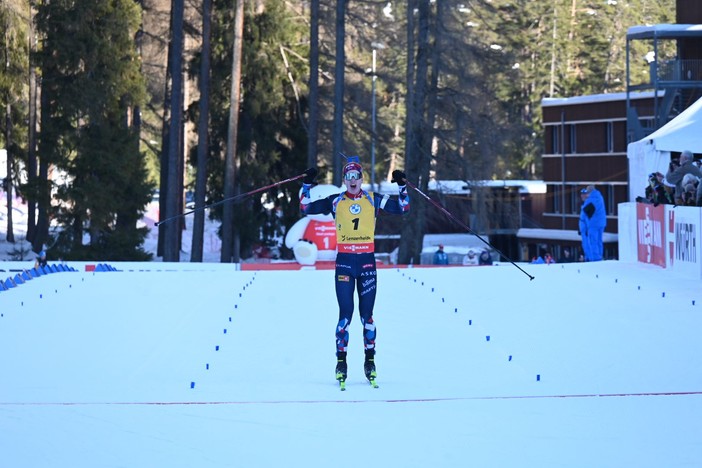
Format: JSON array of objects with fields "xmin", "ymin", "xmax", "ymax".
[{"xmin": 285, "ymin": 184, "xmax": 342, "ymax": 265}]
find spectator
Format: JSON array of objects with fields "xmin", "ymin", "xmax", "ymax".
[
  {"xmin": 665, "ymin": 150, "xmax": 702, "ymax": 204},
  {"xmin": 544, "ymin": 252, "xmax": 555, "ymax": 264},
  {"xmin": 433, "ymin": 244, "xmax": 449, "ymax": 265},
  {"xmin": 579, "ymin": 185, "xmax": 606, "ymax": 262},
  {"xmin": 558, "ymin": 247, "xmax": 575, "ymax": 263},
  {"xmin": 478, "ymin": 250, "xmax": 493, "ymax": 265},
  {"xmin": 640, "ymin": 172, "xmax": 674, "ymax": 206},
  {"xmin": 680, "ymin": 173, "xmax": 699, "ymax": 206},
  {"xmin": 34, "ymin": 250, "xmax": 47, "ymax": 269},
  {"xmin": 578, "ymin": 189, "xmax": 591, "ymax": 261},
  {"xmin": 462, "ymin": 249, "xmax": 479, "ymax": 266},
  {"xmin": 530, "ymin": 254, "xmax": 545, "ymax": 264}
]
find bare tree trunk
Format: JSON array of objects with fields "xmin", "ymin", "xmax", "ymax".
[
  {"xmin": 4, "ymin": 28, "xmax": 14, "ymax": 243},
  {"xmin": 27, "ymin": 1, "xmax": 37, "ymax": 243},
  {"xmin": 221, "ymin": 0, "xmax": 244, "ymax": 263},
  {"xmin": 191, "ymin": 0, "xmax": 212, "ymax": 262},
  {"xmin": 307, "ymin": 0, "xmax": 320, "ymax": 170},
  {"xmin": 33, "ymin": 75, "xmax": 50, "ymax": 254},
  {"xmin": 398, "ymin": 0, "xmax": 431, "ymax": 266},
  {"xmin": 5, "ymin": 103, "xmax": 14, "ymax": 243},
  {"xmin": 402, "ymin": 0, "xmax": 415, "ymax": 175},
  {"xmin": 162, "ymin": 0, "xmax": 185, "ymax": 262},
  {"xmin": 157, "ymin": 47, "xmax": 172, "ymax": 258},
  {"xmin": 331, "ymin": 0, "xmax": 346, "ymax": 185}
]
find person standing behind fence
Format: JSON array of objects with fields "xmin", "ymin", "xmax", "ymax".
[
  {"xmin": 34, "ymin": 250, "xmax": 47, "ymax": 269},
  {"xmin": 433, "ymin": 244, "xmax": 449, "ymax": 265},
  {"xmin": 579, "ymin": 185, "xmax": 606, "ymax": 261}
]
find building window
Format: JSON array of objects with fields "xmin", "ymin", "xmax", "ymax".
[
  {"xmin": 551, "ymin": 126, "xmax": 560, "ymax": 154},
  {"xmin": 569, "ymin": 124, "xmax": 577, "ymax": 153},
  {"xmin": 606, "ymin": 122, "xmax": 614, "ymax": 153},
  {"xmin": 570, "ymin": 187, "xmax": 580, "ymax": 214},
  {"xmin": 553, "ymin": 185, "xmax": 562, "ymax": 214}
]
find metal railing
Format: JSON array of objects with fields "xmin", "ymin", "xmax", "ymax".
[{"xmin": 656, "ymin": 59, "xmax": 702, "ymax": 82}]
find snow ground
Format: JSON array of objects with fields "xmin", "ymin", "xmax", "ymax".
[{"xmin": 0, "ymin": 259, "xmax": 701, "ymax": 467}]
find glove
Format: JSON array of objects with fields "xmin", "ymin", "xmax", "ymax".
[
  {"xmin": 391, "ymin": 170, "xmax": 406, "ymax": 185},
  {"xmin": 303, "ymin": 167, "xmax": 318, "ymax": 185}
]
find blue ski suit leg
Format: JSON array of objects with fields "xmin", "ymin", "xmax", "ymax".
[{"xmin": 334, "ymin": 252, "xmax": 377, "ymax": 354}]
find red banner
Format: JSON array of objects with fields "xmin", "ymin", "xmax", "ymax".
[{"xmin": 636, "ymin": 203, "xmax": 666, "ymax": 267}]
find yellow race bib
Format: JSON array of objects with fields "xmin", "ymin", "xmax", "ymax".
[{"xmin": 336, "ymin": 194, "xmax": 376, "ymax": 253}]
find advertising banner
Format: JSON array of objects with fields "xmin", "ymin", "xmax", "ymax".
[
  {"xmin": 636, "ymin": 203, "xmax": 666, "ymax": 267},
  {"xmin": 667, "ymin": 206, "xmax": 702, "ymax": 278}
]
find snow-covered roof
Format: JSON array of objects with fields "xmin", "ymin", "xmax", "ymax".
[
  {"xmin": 627, "ymin": 24, "xmax": 702, "ymax": 40},
  {"xmin": 542, "ymin": 91, "xmax": 660, "ymax": 107}
]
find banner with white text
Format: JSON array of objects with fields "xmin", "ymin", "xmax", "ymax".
[{"xmin": 636, "ymin": 203, "xmax": 666, "ymax": 267}]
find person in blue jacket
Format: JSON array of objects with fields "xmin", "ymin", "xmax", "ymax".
[
  {"xmin": 34, "ymin": 250, "xmax": 47, "ymax": 269},
  {"xmin": 433, "ymin": 244, "xmax": 449, "ymax": 265},
  {"xmin": 579, "ymin": 185, "xmax": 606, "ymax": 261},
  {"xmin": 299, "ymin": 157, "xmax": 410, "ymax": 386}
]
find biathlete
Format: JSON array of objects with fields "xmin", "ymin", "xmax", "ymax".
[{"xmin": 300, "ymin": 157, "xmax": 410, "ymax": 387}]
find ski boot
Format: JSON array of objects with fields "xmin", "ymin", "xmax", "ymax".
[
  {"xmin": 335, "ymin": 352, "xmax": 348, "ymax": 390},
  {"xmin": 364, "ymin": 349, "xmax": 378, "ymax": 388}
]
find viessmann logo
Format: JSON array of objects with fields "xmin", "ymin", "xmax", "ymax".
[{"xmin": 637, "ymin": 206, "xmax": 662, "ymax": 263}]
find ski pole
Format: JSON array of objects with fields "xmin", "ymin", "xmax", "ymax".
[
  {"xmin": 155, "ymin": 173, "xmax": 307, "ymax": 227},
  {"xmin": 405, "ymin": 180, "xmax": 535, "ymax": 281}
]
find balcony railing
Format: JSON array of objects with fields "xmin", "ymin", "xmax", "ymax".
[{"xmin": 655, "ymin": 59, "xmax": 702, "ymax": 82}]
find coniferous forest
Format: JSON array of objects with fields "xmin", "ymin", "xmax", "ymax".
[{"xmin": 0, "ymin": 0, "xmax": 675, "ymax": 262}]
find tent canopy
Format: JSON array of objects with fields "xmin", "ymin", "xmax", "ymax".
[
  {"xmin": 644, "ymin": 95, "xmax": 702, "ymax": 154},
  {"xmin": 627, "ymin": 95, "xmax": 702, "ymax": 201}
]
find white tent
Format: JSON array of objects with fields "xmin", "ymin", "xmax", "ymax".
[{"xmin": 627, "ymin": 95, "xmax": 702, "ymax": 201}]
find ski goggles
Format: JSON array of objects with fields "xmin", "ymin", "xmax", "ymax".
[{"xmin": 344, "ymin": 170, "xmax": 362, "ymax": 181}]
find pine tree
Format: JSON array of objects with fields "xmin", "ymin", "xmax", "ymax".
[
  {"xmin": 0, "ymin": 0, "xmax": 30, "ymax": 244},
  {"xmin": 188, "ymin": 0, "xmax": 308, "ymax": 260},
  {"xmin": 35, "ymin": 0, "xmax": 151, "ymax": 260}
]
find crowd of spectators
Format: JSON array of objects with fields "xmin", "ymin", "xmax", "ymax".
[{"xmin": 638, "ymin": 150, "xmax": 702, "ymax": 206}]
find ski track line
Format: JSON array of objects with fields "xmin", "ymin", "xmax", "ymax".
[{"xmin": 2, "ymin": 390, "xmax": 701, "ymax": 406}]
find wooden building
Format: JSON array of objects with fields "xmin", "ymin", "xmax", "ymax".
[{"xmin": 529, "ymin": 0, "xmax": 702, "ymax": 262}]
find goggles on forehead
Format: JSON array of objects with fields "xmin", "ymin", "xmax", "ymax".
[{"xmin": 344, "ymin": 170, "xmax": 362, "ymax": 181}]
